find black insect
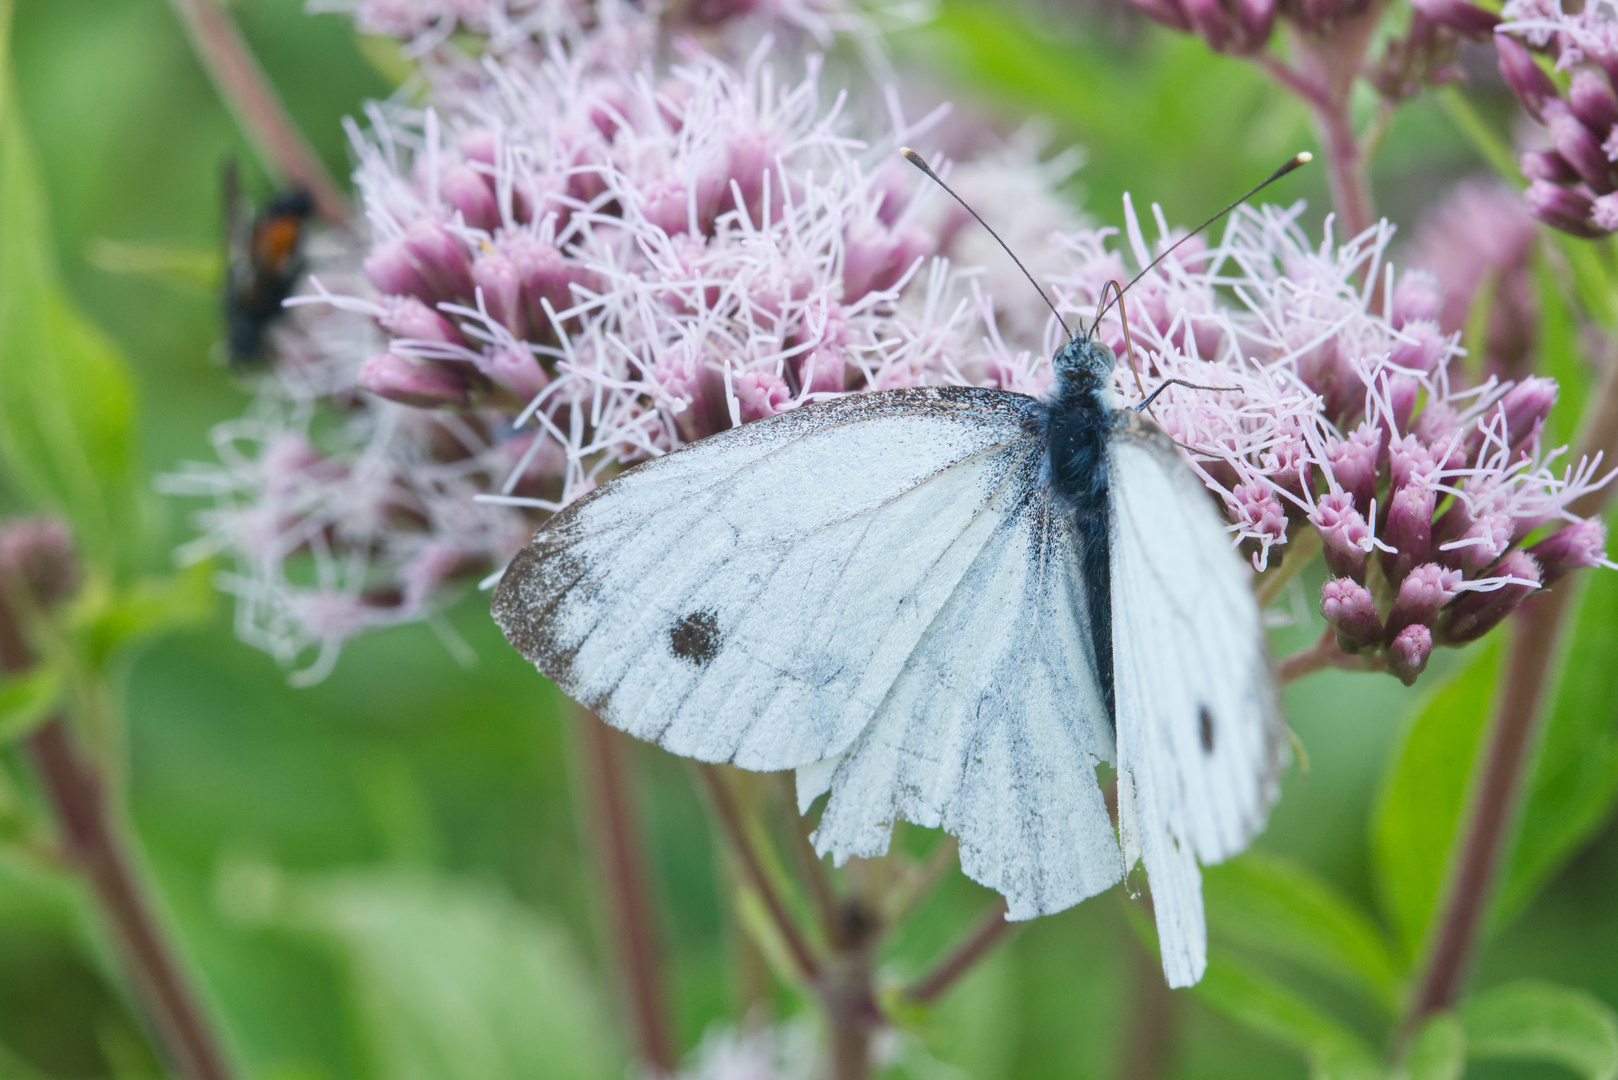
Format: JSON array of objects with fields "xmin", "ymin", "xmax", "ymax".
[{"xmin": 223, "ymin": 162, "xmax": 314, "ymax": 365}]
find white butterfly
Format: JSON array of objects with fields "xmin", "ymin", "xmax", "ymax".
[{"xmin": 492, "ymin": 331, "xmax": 1285, "ymax": 987}]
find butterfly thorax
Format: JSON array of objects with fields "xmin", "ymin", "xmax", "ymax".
[{"xmin": 1042, "ymin": 336, "xmax": 1121, "ymax": 728}]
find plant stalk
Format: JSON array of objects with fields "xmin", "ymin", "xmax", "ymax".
[
  {"xmin": 904, "ymin": 897, "xmax": 1015, "ymax": 1005},
  {"xmin": 1400, "ymin": 347, "xmax": 1618, "ymax": 1035},
  {"xmin": 166, "ymin": 0, "xmax": 350, "ymax": 225},
  {"xmin": 577, "ymin": 709, "xmax": 677, "ymax": 1075}
]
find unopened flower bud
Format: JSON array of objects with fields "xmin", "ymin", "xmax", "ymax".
[
  {"xmin": 1231, "ymin": 481, "xmax": 1288, "ymax": 552},
  {"xmin": 1497, "ymin": 35, "xmax": 1559, "ymax": 119},
  {"xmin": 1389, "ymin": 319, "xmax": 1447, "ymax": 374},
  {"xmin": 1387, "ymin": 562, "xmax": 1462, "ymax": 637},
  {"xmin": 443, "ymin": 165, "xmax": 502, "ymax": 232},
  {"xmin": 1520, "ymin": 151, "xmax": 1581, "ymax": 184},
  {"xmin": 0, "ymin": 517, "xmax": 79, "ymax": 612},
  {"xmin": 1411, "ymin": 0, "xmax": 1499, "ymax": 38},
  {"xmin": 358, "ymin": 353, "xmax": 471, "ymax": 409},
  {"xmin": 1383, "ymin": 480, "xmax": 1437, "ymax": 582},
  {"xmin": 1438, "ymin": 550, "xmax": 1542, "ymax": 644},
  {"xmin": 1322, "ymin": 577, "xmax": 1382, "ymax": 652},
  {"xmin": 1392, "ymin": 273, "xmax": 1442, "ymax": 328},
  {"xmin": 1496, "ymin": 376, "xmax": 1557, "ymax": 450},
  {"xmin": 379, "ymin": 296, "xmax": 461, "ymax": 345},
  {"xmin": 1388, "ymin": 623, "xmax": 1434, "ymax": 685},
  {"xmin": 472, "ymin": 247, "xmax": 527, "ymax": 338},
  {"xmin": 1571, "ymin": 69, "xmax": 1618, "ymax": 134},
  {"xmin": 1544, "ymin": 101, "xmax": 1615, "ymax": 193},
  {"xmin": 1595, "ymin": 191, "xmax": 1618, "ymax": 232},
  {"xmin": 1390, "ymin": 434, "xmax": 1441, "ymax": 492},
  {"xmin": 843, "ymin": 223, "xmax": 930, "ymax": 302},
  {"xmin": 365, "ymin": 240, "xmax": 433, "ymax": 301},
  {"xmin": 735, "ymin": 369, "xmax": 790, "ymax": 423},
  {"xmin": 1315, "ymin": 492, "xmax": 1371, "ymax": 581},
  {"xmin": 1528, "ymin": 518, "xmax": 1609, "ymax": 584},
  {"xmin": 487, "ymin": 347, "xmax": 550, "ymax": 398},
  {"xmin": 1326, "ymin": 425, "xmax": 1381, "ymax": 516},
  {"xmin": 1525, "ymin": 180, "xmax": 1605, "ymax": 238},
  {"xmin": 1127, "ymin": 0, "xmax": 1193, "ymax": 31},
  {"xmin": 403, "ymin": 220, "xmax": 475, "ymax": 300}
]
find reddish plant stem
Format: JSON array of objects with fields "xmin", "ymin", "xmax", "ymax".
[
  {"xmin": 904, "ymin": 897, "xmax": 1015, "ymax": 1005},
  {"xmin": 1401, "ymin": 353, "xmax": 1618, "ymax": 1036},
  {"xmin": 777, "ymin": 780, "xmax": 846, "ymax": 950},
  {"xmin": 1118, "ymin": 932, "xmax": 1176, "ymax": 1080},
  {"xmin": 0, "ymin": 608, "xmax": 235, "ymax": 1080},
  {"xmin": 1278, "ymin": 626, "xmax": 1382, "ymax": 683},
  {"xmin": 1313, "ymin": 94, "xmax": 1376, "ymax": 239},
  {"xmin": 696, "ymin": 763, "xmax": 822, "ymax": 983},
  {"xmin": 166, "ymin": 0, "xmax": 351, "ymax": 225},
  {"xmin": 577, "ymin": 710, "xmax": 676, "ymax": 1075}
]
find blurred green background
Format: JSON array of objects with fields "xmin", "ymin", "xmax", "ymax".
[{"xmin": 1, "ymin": 1, "xmax": 1614, "ymax": 1077}]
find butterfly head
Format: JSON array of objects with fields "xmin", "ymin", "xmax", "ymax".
[{"xmin": 1052, "ymin": 335, "xmax": 1116, "ymax": 400}]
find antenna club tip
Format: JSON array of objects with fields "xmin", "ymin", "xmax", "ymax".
[
  {"xmin": 901, "ymin": 146, "xmax": 924, "ymax": 164},
  {"xmin": 1295, "ymin": 151, "xmax": 1313, "ymax": 164}
]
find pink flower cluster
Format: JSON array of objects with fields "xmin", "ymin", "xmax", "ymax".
[
  {"xmin": 168, "ymin": 1, "xmax": 1082, "ymax": 679},
  {"xmin": 1014, "ymin": 201, "xmax": 1612, "ymax": 684},
  {"xmin": 1495, "ymin": 0, "xmax": 1618, "ymax": 237}
]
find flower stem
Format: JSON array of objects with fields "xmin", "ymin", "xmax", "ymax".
[
  {"xmin": 1400, "ymin": 349, "xmax": 1618, "ymax": 1037},
  {"xmin": 903, "ymin": 897, "xmax": 1015, "ymax": 1005},
  {"xmin": 696, "ymin": 763, "xmax": 823, "ymax": 983},
  {"xmin": 0, "ymin": 603, "xmax": 236, "ymax": 1080},
  {"xmin": 1118, "ymin": 931, "xmax": 1177, "ymax": 1080},
  {"xmin": 577, "ymin": 710, "xmax": 676, "ymax": 1075},
  {"xmin": 166, "ymin": 0, "xmax": 351, "ymax": 225},
  {"xmin": 1278, "ymin": 626, "xmax": 1381, "ymax": 683}
]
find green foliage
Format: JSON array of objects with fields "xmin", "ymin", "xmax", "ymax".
[
  {"xmin": 1395, "ymin": 1014, "xmax": 1465, "ymax": 1080},
  {"xmin": 271, "ymin": 870, "xmax": 624, "ymax": 1080},
  {"xmin": 1460, "ymin": 980, "xmax": 1618, "ymax": 1080},
  {"xmin": 0, "ymin": 57, "xmax": 140, "ymax": 570},
  {"xmin": 1204, "ymin": 852, "xmax": 1400, "ymax": 1010},
  {"xmin": 1371, "ymin": 642, "xmax": 1499, "ymax": 961},
  {"xmin": 0, "ymin": 663, "xmax": 59, "ymax": 743}
]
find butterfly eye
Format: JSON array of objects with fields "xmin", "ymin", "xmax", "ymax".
[
  {"xmin": 670, "ymin": 609, "xmax": 723, "ymax": 667},
  {"xmin": 1199, "ymin": 706, "xmax": 1216, "ymax": 754}
]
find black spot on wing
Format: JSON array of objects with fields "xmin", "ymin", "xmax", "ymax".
[
  {"xmin": 670, "ymin": 609, "xmax": 723, "ymax": 666},
  {"xmin": 1199, "ymin": 705, "xmax": 1215, "ymax": 755}
]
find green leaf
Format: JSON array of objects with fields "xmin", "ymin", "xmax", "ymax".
[
  {"xmin": 71, "ymin": 561, "xmax": 216, "ymax": 670},
  {"xmin": 1370, "ymin": 640, "xmax": 1500, "ymax": 961},
  {"xmin": 0, "ymin": 663, "xmax": 59, "ymax": 743},
  {"xmin": 1495, "ymin": 568, "xmax": 1618, "ymax": 929},
  {"xmin": 1534, "ymin": 248, "xmax": 1588, "ymax": 448},
  {"xmin": 0, "ymin": 55, "xmax": 140, "ymax": 571},
  {"xmin": 281, "ymin": 871, "xmax": 622, "ymax": 1080},
  {"xmin": 1194, "ymin": 946, "xmax": 1380, "ymax": 1075},
  {"xmin": 1461, "ymin": 980, "xmax": 1618, "ymax": 1080},
  {"xmin": 1204, "ymin": 852, "xmax": 1401, "ymax": 1010},
  {"xmin": 1397, "ymin": 1014, "xmax": 1465, "ymax": 1080}
]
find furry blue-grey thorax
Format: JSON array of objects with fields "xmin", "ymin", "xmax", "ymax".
[{"xmin": 1040, "ymin": 334, "xmax": 1123, "ymax": 727}]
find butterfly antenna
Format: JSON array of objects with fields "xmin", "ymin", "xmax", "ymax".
[
  {"xmin": 1092, "ymin": 151, "xmax": 1312, "ymax": 334},
  {"xmin": 902, "ymin": 147, "xmax": 1074, "ymax": 343}
]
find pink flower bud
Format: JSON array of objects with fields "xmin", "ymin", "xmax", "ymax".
[
  {"xmin": 1525, "ymin": 180, "xmax": 1605, "ymax": 238},
  {"xmin": 1443, "ymin": 510, "xmax": 1514, "ymax": 573},
  {"xmin": 1233, "ymin": 0, "xmax": 1277, "ymax": 50},
  {"xmin": 472, "ymin": 247, "xmax": 527, "ymax": 338},
  {"xmin": 1391, "ymin": 272, "xmax": 1442, "ymax": 327},
  {"xmin": 795, "ymin": 348, "xmax": 848, "ymax": 395},
  {"xmin": 1571, "ymin": 69, "xmax": 1618, "ymax": 133},
  {"xmin": 843, "ymin": 223, "xmax": 930, "ymax": 302},
  {"xmin": 358, "ymin": 353, "xmax": 471, "ymax": 409},
  {"xmin": 1390, "ymin": 434, "xmax": 1441, "ymax": 492},
  {"xmin": 1388, "ymin": 623, "xmax": 1434, "ymax": 685},
  {"xmin": 379, "ymin": 296, "xmax": 461, "ymax": 345},
  {"xmin": 1438, "ymin": 550, "xmax": 1542, "ymax": 644},
  {"xmin": 1411, "ymin": 0, "xmax": 1498, "ymax": 37},
  {"xmin": 486, "ymin": 348, "xmax": 550, "ymax": 398},
  {"xmin": 458, "ymin": 129, "xmax": 498, "ymax": 165},
  {"xmin": 365, "ymin": 239, "xmax": 433, "ymax": 301},
  {"xmin": 1386, "ymin": 375, "xmax": 1421, "ymax": 433},
  {"xmin": 1383, "ymin": 480, "xmax": 1437, "ymax": 582},
  {"xmin": 1544, "ymin": 101, "xmax": 1615, "ymax": 194},
  {"xmin": 1387, "ymin": 562, "xmax": 1462, "ymax": 637},
  {"xmin": 1325, "ymin": 424, "xmax": 1381, "ymax": 517},
  {"xmin": 1528, "ymin": 518, "xmax": 1609, "ymax": 584},
  {"xmin": 403, "ymin": 220, "xmax": 475, "ymax": 300},
  {"xmin": 1496, "ymin": 376, "xmax": 1557, "ymax": 451},
  {"xmin": 1314, "ymin": 491, "xmax": 1371, "ymax": 581},
  {"xmin": 1231, "ymin": 481, "xmax": 1288, "ymax": 549},
  {"xmin": 1498, "ymin": 34, "xmax": 1560, "ymax": 119},
  {"xmin": 442, "ymin": 165, "xmax": 501, "ymax": 232},
  {"xmin": 1520, "ymin": 151, "xmax": 1580, "ymax": 184},
  {"xmin": 504, "ymin": 233, "xmax": 590, "ymax": 338},
  {"xmin": 735, "ymin": 370, "xmax": 791, "ymax": 423},
  {"xmin": 1389, "ymin": 318, "xmax": 1447, "ymax": 373},
  {"xmin": 1322, "ymin": 577, "xmax": 1382, "ymax": 652},
  {"xmin": 1595, "ymin": 192, "xmax": 1618, "ymax": 232},
  {"xmin": 0, "ymin": 517, "xmax": 79, "ymax": 611}
]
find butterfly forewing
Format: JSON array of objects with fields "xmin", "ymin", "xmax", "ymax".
[
  {"xmin": 1107, "ymin": 415, "xmax": 1285, "ymax": 987},
  {"xmin": 494, "ymin": 387, "xmax": 1098, "ymax": 783}
]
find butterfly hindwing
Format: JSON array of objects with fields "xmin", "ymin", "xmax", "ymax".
[
  {"xmin": 494, "ymin": 387, "xmax": 1100, "ymax": 784},
  {"xmin": 809, "ymin": 450, "xmax": 1124, "ymax": 917},
  {"xmin": 1107, "ymin": 413, "xmax": 1285, "ymax": 987}
]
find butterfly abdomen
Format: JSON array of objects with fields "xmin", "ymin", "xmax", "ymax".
[{"xmin": 1040, "ymin": 390, "xmax": 1117, "ymax": 727}]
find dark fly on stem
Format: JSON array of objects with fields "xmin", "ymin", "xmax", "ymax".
[{"xmin": 222, "ymin": 160, "xmax": 314, "ymax": 366}]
